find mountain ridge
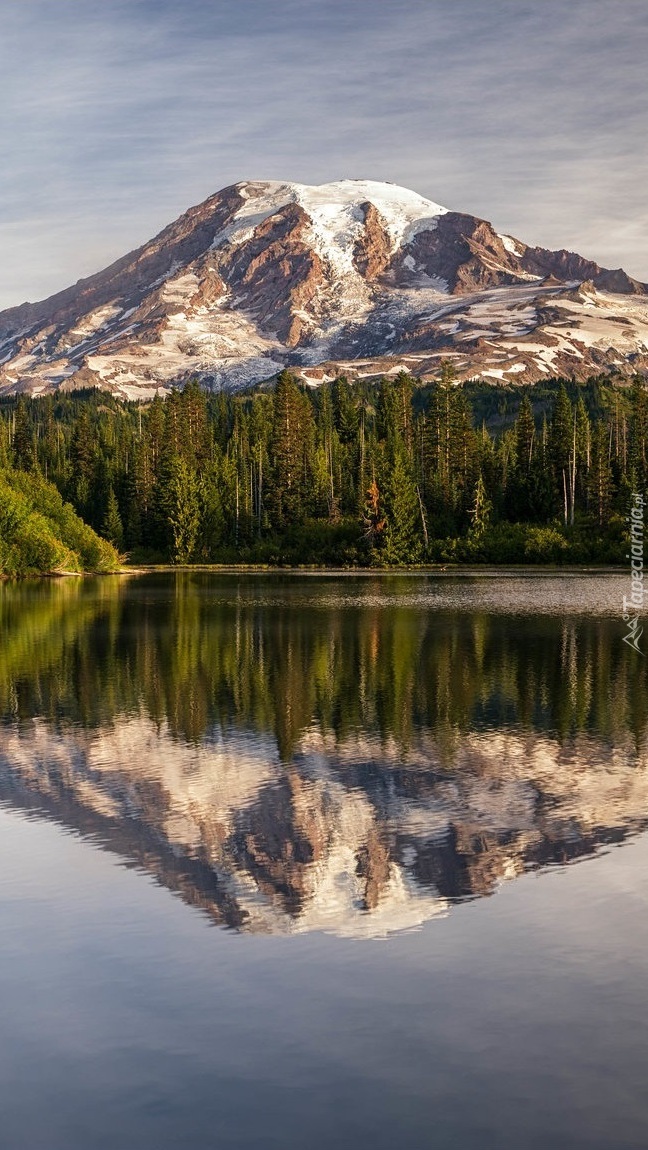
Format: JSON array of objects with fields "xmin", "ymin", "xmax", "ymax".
[{"xmin": 1, "ymin": 178, "xmax": 647, "ymax": 399}]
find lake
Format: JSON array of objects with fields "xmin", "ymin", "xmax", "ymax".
[{"xmin": 1, "ymin": 572, "xmax": 647, "ymax": 1149}]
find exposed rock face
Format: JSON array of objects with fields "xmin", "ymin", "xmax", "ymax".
[
  {"xmin": 1, "ymin": 178, "xmax": 647, "ymax": 399},
  {"xmin": 353, "ymin": 201, "xmax": 393, "ymax": 281},
  {"xmin": 521, "ymin": 245, "xmax": 644, "ymax": 293},
  {"xmin": 218, "ymin": 202, "xmax": 324, "ymax": 346},
  {"xmin": 394, "ymin": 212, "xmax": 526, "ymax": 293}
]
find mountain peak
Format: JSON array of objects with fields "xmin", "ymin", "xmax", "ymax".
[{"xmin": 217, "ymin": 178, "xmax": 449, "ymax": 264}]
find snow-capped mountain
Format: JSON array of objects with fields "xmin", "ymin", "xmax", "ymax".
[{"xmin": 1, "ymin": 178, "xmax": 647, "ymax": 398}]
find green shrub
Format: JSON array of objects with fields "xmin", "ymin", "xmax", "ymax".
[
  {"xmin": 11, "ymin": 515, "xmax": 76, "ymax": 573},
  {"xmin": 523, "ymin": 525, "xmax": 570, "ymax": 563},
  {"xmin": 0, "ymin": 468, "xmax": 120, "ymax": 575}
]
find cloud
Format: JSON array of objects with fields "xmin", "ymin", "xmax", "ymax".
[{"xmin": 0, "ymin": 0, "xmax": 647, "ymax": 307}]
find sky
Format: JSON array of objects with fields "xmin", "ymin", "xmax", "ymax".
[{"xmin": 0, "ymin": 0, "xmax": 647, "ymax": 310}]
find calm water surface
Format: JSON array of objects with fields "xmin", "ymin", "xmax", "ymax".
[{"xmin": 0, "ymin": 572, "xmax": 647, "ymax": 1149}]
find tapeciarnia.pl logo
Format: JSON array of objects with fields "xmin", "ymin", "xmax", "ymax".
[{"xmin": 622, "ymin": 493, "xmax": 645, "ymax": 654}]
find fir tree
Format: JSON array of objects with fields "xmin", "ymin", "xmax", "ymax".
[
  {"xmin": 382, "ymin": 444, "xmax": 423, "ymax": 564},
  {"xmin": 270, "ymin": 371, "xmax": 315, "ymax": 527},
  {"xmin": 630, "ymin": 378, "xmax": 648, "ymax": 493},
  {"xmin": 515, "ymin": 396, "xmax": 535, "ymax": 477},
  {"xmin": 588, "ymin": 423, "xmax": 613, "ymax": 527},
  {"xmin": 68, "ymin": 408, "xmax": 97, "ymax": 519},
  {"xmin": 468, "ymin": 473, "xmax": 492, "ymax": 540},
  {"xmin": 102, "ymin": 486, "xmax": 124, "ymax": 550},
  {"xmin": 166, "ymin": 456, "xmax": 201, "ymax": 563},
  {"xmin": 12, "ymin": 399, "xmax": 35, "ymax": 471},
  {"xmin": 548, "ymin": 385, "xmax": 573, "ymax": 524}
]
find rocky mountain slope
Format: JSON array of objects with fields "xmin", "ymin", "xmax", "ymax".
[{"xmin": 1, "ymin": 178, "xmax": 647, "ymax": 398}]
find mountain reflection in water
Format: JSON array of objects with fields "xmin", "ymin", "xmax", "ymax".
[{"xmin": 1, "ymin": 573, "xmax": 646, "ymax": 937}]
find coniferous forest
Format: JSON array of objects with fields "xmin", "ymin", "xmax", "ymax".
[{"xmin": 1, "ymin": 366, "xmax": 647, "ymax": 572}]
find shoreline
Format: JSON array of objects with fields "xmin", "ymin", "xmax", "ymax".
[
  {"xmin": 2, "ymin": 563, "xmax": 628, "ymax": 582},
  {"xmin": 46, "ymin": 563, "xmax": 628, "ymax": 578}
]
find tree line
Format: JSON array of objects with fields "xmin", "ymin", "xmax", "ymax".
[{"xmin": 1, "ymin": 366, "xmax": 646, "ymax": 565}]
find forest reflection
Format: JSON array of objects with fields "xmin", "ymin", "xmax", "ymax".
[
  {"xmin": 1, "ymin": 574, "xmax": 646, "ymax": 935},
  {"xmin": 1, "ymin": 573, "xmax": 646, "ymax": 750}
]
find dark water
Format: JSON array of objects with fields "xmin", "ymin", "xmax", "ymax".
[{"xmin": 1, "ymin": 573, "xmax": 647, "ymax": 1148}]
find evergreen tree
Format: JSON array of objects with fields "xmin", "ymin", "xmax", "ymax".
[
  {"xmin": 588, "ymin": 423, "xmax": 613, "ymax": 527},
  {"xmin": 12, "ymin": 399, "xmax": 35, "ymax": 471},
  {"xmin": 515, "ymin": 396, "xmax": 535, "ymax": 477},
  {"xmin": 166, "ymin": 456, "xmax": 201, "ymax": 563},
  {"xmin": 101, "ymin": 486, "xmax": 124, "ymax": 550},
  {"xmin": 68, "ymin": 409, "xmax": 97, "ymax": 520},
  {"xmin": 270, "ymin": 371, "xmax": 315, "ymax": 527},
  {"xmin": 630, "ymin": 378, "xmax": 648, "ymax": 492},
  {"xmin": 422, "ymin": 367, "xmax": 478, "ymax": 523},
  {"xmin": 468, "ymin": 473, "xmax": 492, "ymax": 540},
  {"xmin": 574, "ymin": 396, "xmax": 591, "ymax": 513},
  {"xmin": 248, "ymin": 393, "xmax": 273, "ymax": 536},
  {"xmin": 332, "ymin": 376, "xmax": 359, "ymax": 443},
  {"xmin": 506, "ymin": 397, "xmax": 535, "ymax": 520},
  {"xmin": 181, "ymin": 379, "xmax": 211, "ymax": 467},
  {"xmin": 197, "ymin": 459, "xmax": 225, "ymax": 559},
  {"xmin": 382, "ymin": 444, "xmax": 423, "ymax": 564},
  {"xmin": 548, "ymin": 385, "xmax": 573, "ymax": 524}
]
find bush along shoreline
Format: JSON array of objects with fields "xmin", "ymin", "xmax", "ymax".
[{"xmin": 0, "ymin": 468, "xmax": 120, "ymax": 576}]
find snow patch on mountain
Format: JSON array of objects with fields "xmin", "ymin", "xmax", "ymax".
[
  {"xmin": 295, "ymin": 178, "xmax": 448, "ymax": 248},
  {"xmin": 211, "ymin": 180, "xmax": 295, "ymax": 248},
  {"xmin": 498, "ymin": 233, "xmax": 525, "ymax": 257},
  {"xmin": 161, "ymin": 271, "xmax": 200, "ymax": 306},
  {"xmin": 67, "ymin": 303, "xmax": 123, "ymax": 342}
]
